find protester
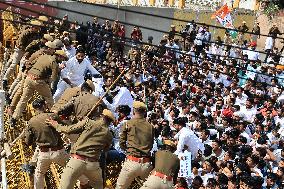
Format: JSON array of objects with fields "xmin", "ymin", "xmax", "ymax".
[{"xmin": 2, "ymin": 13, "xmax": 284, "ymax": 189}]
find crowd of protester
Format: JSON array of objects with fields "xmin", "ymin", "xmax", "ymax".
[{"xmin": 2, "ymin": 12, "xmax": 284, "ymax": 188}]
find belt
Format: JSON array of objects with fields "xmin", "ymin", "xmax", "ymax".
[
  {"xmin": 151, "ymin": 171, "xmax": 173, "ymax": 181},
  {"xmin": 27, "ymin": 74, "xmax": 41, "ymax": 80},
  {"xmin": 127, "ymin": 155, "xmax": 151, "ymax": 163},
  {"xmin": 39, "ymin": 146, "xmax": 63, "ymax": 152},
  {"xmin": 71, "ymin": 154, "xmax": 99, "ymax": 162}
]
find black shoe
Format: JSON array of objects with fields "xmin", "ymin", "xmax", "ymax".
[
  {"xmin": 21, "ymin": 163, "xmax": 36, "ymax": 175},
  {"xmin": 2, "ymin": 80, "xmax": 8, "ymax": 90},
  {"xmin": 10, "ymin": 118, "xmax": 17, "ymax": 127}
]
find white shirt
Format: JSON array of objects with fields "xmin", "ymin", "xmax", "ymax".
[
  {"xmin": 62, "ymin": 46, "xmax": 76, "ymax": 59},
  {"xmin": 265, "ymin": 37, "xmax": 273, "ymax": 50},
  {"xmin": 243, "ymin": 49, "xmax": 259, "ymax": 61},
  {"xmin": 240, "ymin": 106, "xmax": 257, "ymax": 123},
  {"xmin": 174, "ymin": 127, "xmax": 205, "ymax": 159},
  {"xmin": 109, "ymin": 119, "xmax": 128, "ymax": 154},
  {"xmin": 235, "ymin": 93, "xmax": 248, "ymax": 106},
  {"xmin": 62, "ymin": 56, "xmax": 99, "ymax": 85},
  {"xmin": 194, "ymin": 33, "xmax": 204, "ymax": 46}
]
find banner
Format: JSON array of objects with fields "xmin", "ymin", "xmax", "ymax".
[
  {"xmin": 211, "ymin": 4, "xmax": 237, "ymax": 38},
  {"xmin": 178, "ymin": 150, "xmax": 191, "ymax": 178}
]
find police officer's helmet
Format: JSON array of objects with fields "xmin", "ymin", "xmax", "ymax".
[{"xmin": 117, "ymin": 105, "xmax": 131, "ymax": 116}]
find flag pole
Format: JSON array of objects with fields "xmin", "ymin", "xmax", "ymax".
[{"xmin": 86, "ymin": 68, "xmax": 129, "ymax": 117}]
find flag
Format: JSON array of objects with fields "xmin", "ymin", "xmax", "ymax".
[{"xmin": 212, "ymin": 4, "xmax": 237, "ymax": 38}]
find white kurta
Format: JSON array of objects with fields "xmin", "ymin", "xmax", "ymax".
[
  {"xmin": 174, "ymin": 127, "xmax": 205, "ymax": 159},
  {"xmin": 53, "ymin": 57, "xmax": 100, "ymax": 101}
]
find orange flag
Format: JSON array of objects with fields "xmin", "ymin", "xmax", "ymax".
[{"xmin": 211, "ymin": 4, "xmax": 231, "ymax": 19}]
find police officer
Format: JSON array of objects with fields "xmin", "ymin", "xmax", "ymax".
[
  {"xmin": 140, "ymin": 140, "xmax": 180, "ymax": 189},
  {"xmin": 3, "ymin": 20, "xmax": 42, "ymax": 87},
  {"xmin": 116, "ymin": 101, "xmax": 155, "ymax": 189},
  {"xmin": 11, "ymin": 49, "xmax": 67, "ymax": 125},
  {"xmin": 24, "ymin": 34, "xmax": 54, "ymax": 59},
  {"xmin": 52, "ymin": 80, "xmax": 97, "ymax": 145},
  {"xmin": 46, "ymin": 109, "xmax": 115, "ymax": 189},
  {"xmin": 55, "ymin": 80, "xmax": 105, "ymax": 123},
  {"xmin": 8, "ymin": 38, "xmax": 57, "ymax": 115},
  {"xmin": 24, "ymin": 98, "xmax": 69, "ymax": 189}
]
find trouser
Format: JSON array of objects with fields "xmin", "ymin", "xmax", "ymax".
[
  {"xmin": 32, "ymin": 146, "xmax": 89, "ymax": 188},
  {"xmin": 12, "ymin": 77, "xmax": 54, "ymax": 119},
  {"xmin": 264, "ymin": 49, "xmax": 271, "ymax": 63},
  {"xmin": 10, "ymin": 73, "xmax": 26, "ymax": 112},
  {"xmin": 53, "ymin": 80, "xmax": 72, "ymax": 102},
  {"xmin": 3, "ymin": 48, "xmax": 24, "ymax": 80},
  {"xmin": 10, "ymin": 74, "xmax": 23, "ymax": 100},
  {"xmin": 106, "ymin": 150, "xmax": 126, "ymax": 164},
  {"xmin": 9, "ymin": 70, "xmax": 23, "ymax": 96},
  {"xmin": 30, "ymin": 146, "xmax": 40, "ymax": 166},
  {"xmin": 60, "ymin": 157, "xmax": 103, "ymax": 189},
  {"xmin": 34, "ymin": 148, "xmax": 69, "ymax": 189},
  {"xmin": 9, "ymin": 57, "xmax": 27, "ymax": 94},
  {"xmin": 139, "ymin": 175, "xmax": 174, "ymax": 189},
  {"xmin": 238, "ymin": 33, "xmax": 244, "ymax": 45},
  {"xmin": 115, "ymin": 159, "xmax": 153, "ymax": 189}
]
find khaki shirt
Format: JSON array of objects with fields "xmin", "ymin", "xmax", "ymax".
[
  {"xmin": 17, "ymin": 29, "xmax": 40, "ymax": 50},
  {"xmin": 28, "ymin": 54, "xmax": 59, "ymax": 81},
  {"xmin": 58, "ymin": 92, "xmax": 105, "ymax": 121},
  {"xmin": 153, "ymin": 150, "xmax": 180, "ymax": 176},
  {"xmin": 54, "ymin": 118, "xmax": 113, "ymax": 159},
  {"xmin": 120, "ymin": 118, "xmax": 154, "ymax": 157},
  {"xmin": 25, "ymin": 48, "xmax": 46, "ymax": 71},
  {"xmin": 25, "ymin": 39, "xmax": 43, "ymax": 56},
  {"xmin": 51, "ymin": 87, "xmax": 81, "ymax": 112},
  {"xmin": 25, "ymin": 113, "xmax": 64, "ymax": 148}
]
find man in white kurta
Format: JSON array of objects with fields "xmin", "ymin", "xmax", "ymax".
[
  {"xmin": 53, "ymin": 50, "xmax": 99, "ymax": 101},
  {"xmin": 173, "ymin": 118, "xmax": 205, "ymax": 159}
]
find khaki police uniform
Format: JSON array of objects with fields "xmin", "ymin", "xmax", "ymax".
[
  {"xmin": 4, "ymin": 21, "xmax": 41, "ymax": 81},
  {"xmin": 51, "ymin": 86, "xmax": 81, "ymax": 143},
  {"xmin": 140, "ymin": 149, "xmax": 180, "ymax": 189},
  {"xmin": 116, "ymin": 101, "xmax": 155, "ymax": 189},
  {"xmin": 25, "ymin": 112, "xmax": 69, "ymax": 189},
  {"xmin": 57, "ymin": 91, "xmax": 105, "ymax": 122},
  {"xmin": 51, "ymin": 87, "xmax": 81, "ymax": 113},
  {"xmin": 9, "ymin": 48, "xmax": 47, "ymax": 113},
  {"xmin": 12, "ymin": 54, "xmax": 59, "ymax": 119},
  {"xmin": 51, "ymin": 112, "xmax": 114, "ymax": 189}
]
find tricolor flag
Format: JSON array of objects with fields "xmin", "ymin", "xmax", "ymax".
[{"xmin": 212, "ymin": 4, "xmax": 237, "ymax": 38}]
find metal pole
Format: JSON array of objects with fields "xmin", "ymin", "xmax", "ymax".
[{"xmin": 0, "ymin": 90, "xmax": 7, "ymax": 189}]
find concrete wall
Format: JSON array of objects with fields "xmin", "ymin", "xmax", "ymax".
[
  {"xmin": 48, "ymin": 1, "xmax": 283, "ymax": 50},
  {"xmin": 256, "ymin": 11, "xmax": 284, "ymax": 50},
  {"xmin": 48, "ymin": 1, "xmax": 174, "ymax": 45}
]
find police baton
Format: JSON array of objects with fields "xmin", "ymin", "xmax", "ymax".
[{"xmin": 86, "ymin": 67, "xmax": 130, "ymax": 118}]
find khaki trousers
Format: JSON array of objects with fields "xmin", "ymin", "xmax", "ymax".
[
  {"xmin": 3, "ymin": 48, "xmax": 24, "ymax": 80},
  {"xmin": 140, "ymin": 175, "xmax": 174, "ymax": 189},
  {"xmin": 60, "ymin": 157, "xmax": 103, "ymax": 189},
  {"xmin": 9, "ymin": 70, "xmax": 23, "ymax": 96},
  {"xmin": 116, "ymin": 159, "xmax": 153, "ymax": 189},
  {"xmin": 12, "ymin": 77, "xmax": 54, "ymax": 119},
  {"xmin": 10, "ymin": 73, "xmax": 26, "ymax": 112},
  {"xmin": 30, "ymin": 146, "xmax": 40, "ymax": 166},
  {"xmin": 34, "ymin": 149, "xmax": 69, "ymax": 189},
  {"xmin": 32, "ymin": 146, "xmax": 89, "ymax": 187}
]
